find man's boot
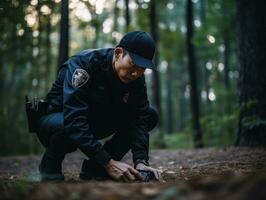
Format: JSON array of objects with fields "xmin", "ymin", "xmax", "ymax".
[
  {"xmin": 39, "ymin": 152, "xmax": 64, "ymax": 181},
  {"xmin": 79, "ymin": 159, "xmax": 110, "ymax": 180}
]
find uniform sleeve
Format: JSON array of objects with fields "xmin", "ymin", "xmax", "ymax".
[
  {"xmin": 63, "ymin": 57, "xmax": 111, "ymax": 166},
  {"xmin": 131, "ymin": 77, "xmax": 151, "ymax": 164}
]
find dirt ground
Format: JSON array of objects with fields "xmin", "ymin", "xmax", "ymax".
[{"xmin": 0, "ymin": 147, "xmax": 266, "ymax": 200}]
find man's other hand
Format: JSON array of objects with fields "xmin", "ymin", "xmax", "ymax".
[
  {"xmin": 135, "ymin": 163, "xmax": 165, "ymax": 182},
  {"xmin": 104, "ymin": 159, "xmax": 142, "ymax": 182}
]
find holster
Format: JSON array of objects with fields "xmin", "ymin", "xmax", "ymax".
[{"xmin": 25, "ymin": 96, "xmax": 48, "ymax": 133}]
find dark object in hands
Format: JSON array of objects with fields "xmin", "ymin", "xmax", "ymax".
[
  {"xmin": 137, "ymin": 170, "xmax": 156, "ymax": 182},
  {"xmin": 25, "ymin": 96, "xmax": 48, "ymax": 133}
]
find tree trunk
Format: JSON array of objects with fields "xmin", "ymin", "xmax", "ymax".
[
  {"xmin": 223, "ymin": 33, "xmax": 230, "ymax": 90},
  {"xmin": 45, "ymin": 13, "xmax": 52, "ymax": 89},
  {"xmin": 92, "ymin": 16, "xmax": 100, "ymax": 48},
  {"xmin": 149, "ymin": 0, "xmax": 161, "ymax": 129},
  {"xmin": 58, "ymin": 0, "xmax": 69, "ymax": 72},
  {"xmin": 113, "ymin": 0, "xmax": 119, "ymax": 45},
  {"xmin": 186, "ymin": 0, "xmax": 203, "ymax": 148},
  {"xmin": 35, "ymin": 0, "xmax": 43, "ymax": 95},
  {"xmin": 236, "ymin": 0, "xmax": 266, "ymax": 146},
  {"xmin": 178, "ymin": 85, "xmax": 187, "ymax": 130},
  {"xmin": 200, "ymin": 0, "xmax": 210, "ymax": 105},
  {"xmin": 125, "ymin": 0, "xmax": 130, "ymax": 32},
  {"xmin": 166, "ymin": 63, "xmax": 174, "ymax": 133}
]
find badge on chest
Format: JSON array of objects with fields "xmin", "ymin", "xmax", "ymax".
[{"xmin": 72, "ymin": 68, "xmax": 90, "ymax": 88}]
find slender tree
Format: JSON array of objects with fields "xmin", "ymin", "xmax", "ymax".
[
  {"xmin": 125, "ymin": 0, "xmax": 130, "ymax": 32},
  {"xmin": 186, "ymin": 0, "xmax": 203, "ymax": 148},
  {"xmin": 112, "ymin": 0, "xmax": 119, "ymax": 45},
  {"xmin": 221, "ymin": 0, "xmax": 235, "ymax": 91},
  {"xmin": 92, "ymin": 15, "xmax": 100, "ymax": 48},
  {"xmin": 166, "ymin": 62, "xmax": 174, "ymax": 133},
  {"xmin": 199, "ymin": 0, "xmax": 210, "ymax": 105},
  {"xmin": 58, "ymin": 0, "xmax": 69, "ymax": 72},
  {"xmin": 236, "ymin": 0, "xmax": 266, "ymax": 146},
  {"xmin": 223, "ymin": 32, "xmax": 230, "ymax": 90},
  {"xmin": 83, "ymin": 1, "xmax": 100, "ymax": 48},
  {"xmin": 44, "ymin": 2, "xmax": 52, "ymax": 90},
  {"xmin": 149, "ymin": 0, "xmax": 161, "ymax": 129}
]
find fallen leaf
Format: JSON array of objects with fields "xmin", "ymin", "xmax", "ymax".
[
  {"xmin": 165, "ymin": 171, "xmax": 175, "ymax": 175},
  {"xmin": 141, "ymin": 187, "xmax": 160, "ymax": 196},
  {"xmin": 168, "ymin": 161, "xmax": 175, "ymax": 165}
]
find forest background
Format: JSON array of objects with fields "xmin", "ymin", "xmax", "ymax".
[{"xmin": 0, "ymin": 0, "xmax": 261, "ymax": 155}]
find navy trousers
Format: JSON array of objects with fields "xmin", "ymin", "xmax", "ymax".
[{"xmin": 37, "ymin": 107, "xmax": 158, "ymax": 162}]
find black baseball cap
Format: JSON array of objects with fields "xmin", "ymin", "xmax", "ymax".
[{"xmin": 117, "ymin": 31, "xmax": 156, "ymax": 70}]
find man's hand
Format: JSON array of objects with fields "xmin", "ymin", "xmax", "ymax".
[
  {"xmin": 104, "ymin": 159, "xmax": 142, "ymax": 182},
  {"xmin": 135, "ymin": 163, "xmax": 165, "ymax": 182}
]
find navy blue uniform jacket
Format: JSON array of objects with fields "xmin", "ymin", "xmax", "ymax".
[{"xmin": 45, "ymin": 48, "xmax": 151, "ymax": 166}]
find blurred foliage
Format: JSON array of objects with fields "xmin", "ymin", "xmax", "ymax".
[
  {"xmin": 151, "ymin": 109, "xmax": 238, "ymax": 149},
  {"xmin": 151, "ymin": 127, "xmax": 194, "ymax": 149},
  {"xmin": 0, "ymin": 179, "xmax": 35, "ymax": 200},
  {"xmin": 201, "ymin": 111, "xmax": 238, "ymax": 147}
]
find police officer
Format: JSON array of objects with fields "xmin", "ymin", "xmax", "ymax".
[{"xmin": 37, "ymin": 31, "xmax": 163, "ymax": 182}]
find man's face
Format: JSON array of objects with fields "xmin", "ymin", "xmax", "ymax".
[{"xmin": 114, "ymin": 48, "xmax": 145, "ymax": 84}]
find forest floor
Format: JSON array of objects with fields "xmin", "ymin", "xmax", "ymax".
[{"xmin": 0, "ymin": 147, "xmax": 266, "ymax": 200}]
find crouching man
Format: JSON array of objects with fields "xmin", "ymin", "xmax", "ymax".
[{"xmin": 36, "ymin": 31, "xmax": 163, "ymax": 182}]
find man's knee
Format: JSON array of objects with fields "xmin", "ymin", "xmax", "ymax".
[
  {"xmin": 146, "ymin": 106, "xmax": 159, "ymax": 132},
  {"xmin": 37, "ymin": 113, "xmax": 64, "ymax": 147}
]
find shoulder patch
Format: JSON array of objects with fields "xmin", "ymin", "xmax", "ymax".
[{"xmin": 72, "ymin": 68, "xmax": 90, "ymax": 88}]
